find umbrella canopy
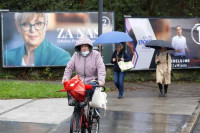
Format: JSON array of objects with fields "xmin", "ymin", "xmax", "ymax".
[
  {"xmin": 145, "ymin": 40, "xmax": 174, "ymax": 50},
  {"xmin": 93, "ymin": 31, "xmax": 133, "ymax": 44}
]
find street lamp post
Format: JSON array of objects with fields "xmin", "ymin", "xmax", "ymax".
[
  {"xmin": 98, "ymin": 0, "xmax": 103, "ymax": 36},
  {"xmin": 98, "ymin": 0, "xmax": 103, "ymax": 54}
]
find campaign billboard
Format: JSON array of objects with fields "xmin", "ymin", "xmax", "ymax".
[
  {"xmin": 1, "ymin": 12, "xmax": 114, "ymax": 67},
  {"xmin": 125, "ymin": 17, "xmax": 200, "ymax": 70}
]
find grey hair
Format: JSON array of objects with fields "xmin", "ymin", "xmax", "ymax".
[{"xmin": 14, "ymin": 12, "xmax": 48, "ymax": 24}]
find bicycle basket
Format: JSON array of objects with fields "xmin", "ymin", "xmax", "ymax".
[
  {"xmin": 67, "ymin": 92, "xmax": 77, "ymax": 106},
  {"xmin": 64, "ymin": 75, "xmax": 86, "ymax": 102}
]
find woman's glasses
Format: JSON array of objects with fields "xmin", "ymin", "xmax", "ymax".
[{"xmin": 20, "ymin": 22, "xmax": 46, "ymax": 31}]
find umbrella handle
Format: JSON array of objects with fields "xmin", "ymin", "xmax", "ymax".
[{"xmin": 115, "ymin": 55, "xmax": 119, "ymax": 62}]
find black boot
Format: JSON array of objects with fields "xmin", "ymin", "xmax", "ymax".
[
  {"xmin": 163, "ymin": 85, "xmax": 168, "ymax": 97},
  {"xmin": 158, "ymin": 83, "xmax": 163, "ymax": 97}
]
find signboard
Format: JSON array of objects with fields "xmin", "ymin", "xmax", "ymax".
[
  {"xmin": 125, "ymin": 17, "xmax": 200, "ymax": 70},
  {"xmin": 2, "ymin": 12, "xmax": 114, "ymax": 67}
]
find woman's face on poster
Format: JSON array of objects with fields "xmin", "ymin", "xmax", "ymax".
[{"xmin": 16, "ymin": 15, "xmax": 47, "ymax": 47}]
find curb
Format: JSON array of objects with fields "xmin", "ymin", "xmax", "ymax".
[{"xmin": 180, "ymin": 102, "xmax": 200, "ymax": 133}]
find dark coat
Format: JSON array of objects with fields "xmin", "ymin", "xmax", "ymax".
[{"xmin": 111, "ymin": 50, "xmax": 131, "ymax": 72}]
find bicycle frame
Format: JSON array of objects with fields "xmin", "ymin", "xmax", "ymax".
[{"xmin": 70, "ymin": 98, "xmax": 99, "ymax": 133}]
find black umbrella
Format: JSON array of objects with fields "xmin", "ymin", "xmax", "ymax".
[{"xmin": 145, "ymin": 40, "xmax": 174, "ymax": 50}]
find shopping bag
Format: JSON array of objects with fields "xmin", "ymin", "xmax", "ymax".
[
  {"xmin": 64, "ymin": 75, "xmax": 86, "ymax": 102},
  {"xmin": 118, "ymin": 61, "xmax": 133, "ymax": 72},
  {"xmin": 89, "ymin": 87, "xmax": 107, "ymax": 110}
]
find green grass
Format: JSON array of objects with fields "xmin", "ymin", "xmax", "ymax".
[
  {"xmin": 196, "ymin": 79, "xmax": 200, "ymax": 83},
  {"xmin": 0, "ymin": 80, "xmax": 67, "ymax": 99}
]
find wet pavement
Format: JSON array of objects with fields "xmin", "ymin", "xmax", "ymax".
[
  {"xmin": 0, "ymin": 121, "xmax": 56, "ymax": 133},
  {"xmin": 0, "ymin": 99, "xmax": 74, "ymax": 124},
  {"xmin": 193, "ymin": 115, "xmax": 200, "ymax": 133},
  {"xmin": 0, "ymin": 81, "xmax": 200, "ymax": 133},
  {"xmin": 0, "ymin": 111, "xmax": 189, "ymax": 133},
  {"xmin": 99, "ymin": 111, "xmax": 188, "ymax": 133}
]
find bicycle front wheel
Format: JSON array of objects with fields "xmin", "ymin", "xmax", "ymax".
[
  {"xmin": 70, "ymin": 109, "xmax": 86, "ymax": 133},
  {"xmin": 70, "ymin": 112, "xmax": 78, "ymax": 133}
]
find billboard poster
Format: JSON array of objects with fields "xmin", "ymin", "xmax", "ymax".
[
  {"xmin": 125, "ymin": 17, "xmax": 200, "ymax": 70},
  {"xmin": 2, "ymin": 12, "xmax": 114, "ymax": 67}
]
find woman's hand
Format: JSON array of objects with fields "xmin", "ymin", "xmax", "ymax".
[
  {"xmin": 116, "ymin": 55, "xmax": 120, "ymax": 61},
  {"xmin": 62, "ymin": 79, "xmax": 69, "ymax": 85},
  {"xmin": 120, "ymin": 58, "xmax": 124, "ymax": 61},
  {"xmin": 156, "ymin": 58, "xmax": 160, "ymax": 64},
  {"xmin": 113, "ymin": 58, "xmax": 116, "ymax": 62},
  {"xmin": 99, "ymin": 81, "xmax": 104, "ymax": 86}
]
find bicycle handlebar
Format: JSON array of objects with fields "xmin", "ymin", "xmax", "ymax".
[
  {"xmin": 91, "ymin": 85, "xmax": 106, "ymax": 92},
  {"xmin": 56, "ymin": 84, "xmax": 106, "ymax": 92}
]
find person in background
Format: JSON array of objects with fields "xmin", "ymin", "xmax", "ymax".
[
  {"xmin": 4, "ymin": 12, "xmax": 71, "ymax": 66},
  {"xmin": 155, "ymin": 47, "xmax": 171, "ymax": 97},
  {"xmin": 172, "ymin": 25, "xmax": 190, "ymax": 58},
  {"xmin": 111, "ymin": 43, "xmax": 131, "ymax": 99}
]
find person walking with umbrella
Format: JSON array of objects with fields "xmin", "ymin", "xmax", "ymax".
[
  {"xmin": 111, "ymin": 43, "xmax": 131, "ymax": 99},
  {"xmin": 145, "ymin": 40, "xmax": 173, "ymax": 97},
  {"xmin": 94, "ymin": 31, "xmax": 133, "ymax": 99},
  {"xmin": 155, "ymin": 47, "xmax": 171, "ymax": 97}
]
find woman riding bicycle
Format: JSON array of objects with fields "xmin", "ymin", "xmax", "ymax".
[
  {"xmin": 62, "ymin": 35, "xmax": 106, "ymax": 98},
  {"xmin": 62, "ymin": 35, "xmax": 106, "ymax": 133}
]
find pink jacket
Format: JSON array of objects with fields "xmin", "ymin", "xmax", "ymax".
[{"xmin": 62, "ymin": 35, "xmax": 106, "ymax": 84}]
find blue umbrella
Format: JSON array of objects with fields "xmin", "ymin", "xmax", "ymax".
[{"xmin": 93, "ymin": 31, "xmax": 133, "ymax": 44}]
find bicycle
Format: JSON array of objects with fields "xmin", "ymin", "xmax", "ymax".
[{"xmin": 58, "ymin": 80, "xmax": 106, "ymax": 133}]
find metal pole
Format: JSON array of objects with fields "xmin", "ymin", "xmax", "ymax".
[
  {"xmin": 0, "ymin": 9, "xmax": 9, "ymax": 66},
  {"xmin": 98, "ymin": 0, "xmax": 103, "ymax": 54},
  {"xmin": 98, "ymin": 0, "xmax": 103, "ymax": 36}
]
